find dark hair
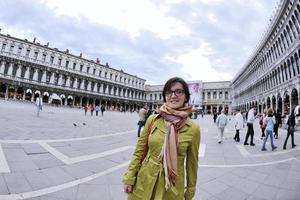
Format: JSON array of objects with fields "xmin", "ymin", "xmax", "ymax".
[{"xmin": 162, "ymin": 77, "xmax": 190, "ymax": 103}]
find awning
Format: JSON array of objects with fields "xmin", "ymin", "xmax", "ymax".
[
  {"xmin": 34, "ymin": 90, "xmax": 41, "ymax": 95},
  {"xmin": 51, "ymin": 93, "xmax": 61, "ymax": 101},
  {"xmin": 43, "ymin": 92, "xmax": 49, "ymax": 96},
  {"xmin": 67, "ymin": 95, "xmax": 73, "ymax": 100},
  {"xmin": 60, "ymin": 94, "xmax": 65, "ymax": 99},
  {"xmin": 26, "ymin": 89, "xmax": 32, "ymax": 94}
]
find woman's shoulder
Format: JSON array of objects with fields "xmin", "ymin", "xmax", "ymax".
[{"xmin": 187, "ymin": 118, "xmax": 200, "ymax": 131}]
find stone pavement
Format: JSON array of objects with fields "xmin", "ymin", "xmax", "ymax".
[{"xmin": 0, "ymin": 99, "xmax": 300, "ymax": 200}]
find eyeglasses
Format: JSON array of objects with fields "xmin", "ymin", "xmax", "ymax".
[{"xmin": 165, "ymin": 89, "xmax": 185, "ymax": 97}]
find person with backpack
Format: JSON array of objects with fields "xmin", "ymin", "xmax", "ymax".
[
  {"xmin": 261, "ymin": 108, "xmax": 277, "ymax": 151},
  {"xmin": 123, "ymin": 77, "xmax": 200, "ymax": 200},
  {"xmin": 216, "ymin": 110, "xmax": 228, "ymax": 144},
  {"xmin": 283, "ymin": 111, "xmax": 296, "ymax": 150}
]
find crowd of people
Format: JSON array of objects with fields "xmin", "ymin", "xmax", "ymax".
[{"xmin": 214, "ymin": 105, "xmax": 297, "ymax": 151}]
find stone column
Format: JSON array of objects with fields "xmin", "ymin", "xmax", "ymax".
[
  {"xmin": 4, "ymin": 86, "xmax": 8, "ymax": 100},
  {"xmin": 80, "ymin": 80, "xmax": 85, "ymax": 90},
  {"xmin": 31, "ymin": 93, "xmax": 34, "ymax": 102},
  {"xmin": 22, "ymin": 90, "xmax": 26, "ymax": 100},
  {"xmin": 65, "ymin": 76, "xmax": 70, "ymax": 87},
  {"xmin": 58, "ymin": 74, "xmax": 63, "ymax": 86},
  {"xmin": 100, "ymin": 83, "xmax": 103, "ymax": 93},
  {"xmin": 41, "ymin": 70, "xmax": 47, "ymax": 83},
  {"xmin": 7, "ymin": 63, "xmax": 13, "ymax": 76},
  {"xmin": 13, "ymin": 88, "xmax": 17, "ymax": 99},
  {"xmin": 93, "ymin": 82, "xmax": 98, "ymax": 93},
  {"xmin": 33, "ymin": 69, "xmax": 38, "ymax": 81},
  {"xmin": 24, "ymin": 67, "xmax": 30, "ymax": 79},
  {"xmin": 73, "ymin": 78, "xmax": 78, "ymax": 89},
  {"xmin": 87, "ymin": 81, "xmax": 91, "ymax": 91},
  {"xmin": 50, "ymin": 72, "xmax": 55, "ymax": 84},
  {"xmin": 79, "ymin": 97, "xmax": 83, "ymax": 107},
  {"xmin": 16, "ymin": 64, "xmax": 22, "ymax": 78},
  {"xmin": 0, "ymin": 61, "xmax": 4, "ymax": 74}
]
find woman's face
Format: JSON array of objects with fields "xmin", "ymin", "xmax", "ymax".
[{"xmin": 165, "ymin": 82, "xmax": 186, "ymax": 109}]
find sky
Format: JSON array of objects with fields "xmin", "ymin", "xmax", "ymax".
[{"xmin": 0, "ymin": 0, "xmax": 279, "ymax": 85}]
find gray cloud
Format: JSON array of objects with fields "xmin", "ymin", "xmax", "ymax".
[{"xmin": 0, "ymin": 0, "xmax": 277, "ymax": 84}]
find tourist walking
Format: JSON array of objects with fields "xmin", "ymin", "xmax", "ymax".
[
  {"xmin": 234, "ymin": 109, "xmax": 244, "ymax": 142},
  {"xmin": 90, "ymin": 104, "xmax": 95, "ymax": 116},
  {"xmin": 216, "ymin": 110, "xmax": 228, "ymax": 144},
  {"xmin": 261, "ymin": 108, "xmax": 277, "ymax": 151},
  {"xmin": 123, "ymin": 77, "xmax": 200, "ymax": 200},
  {"xmin": 213, "ymin": 112, "xmax": 218, "ymax": 123},
  {"xmin": 283, "ymin": 111, "xmax": 297, "ymax": 149},
  {"xmin": 95, "ymin": 105, "xmax": 100, "ymax": 116},
  {"xmin": 137, "ymin": 105, "xmax": 148, "ymax": 137},
  {"xmin": 100, "ymin": 104, "xmax": 105, "ymax": 117},
  {"xmin": 244, "ymin": 106, "xmax": 256, "ymax": 146},
  {"xmin": 273, "ymin": 109, "xmax": 282, "ymax": 139},
  {"xmin": 84, "ymin": 105, "xmax": 88, "ymax": 116},
  {"xmin": 35, "ymin": 96, "xmax": 43, "ymax": 117},
  {"xmin": 259, "ymin": 109, "xmax": 267, "ymax": 140}
]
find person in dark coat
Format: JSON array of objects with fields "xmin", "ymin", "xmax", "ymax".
[
  {"xmin": 283, "ymin": 111, "xmax": 296, "ymax": 149},
  {"xmin": 273, "ymin": 109, "xmax": 282, "ymax": 139}
]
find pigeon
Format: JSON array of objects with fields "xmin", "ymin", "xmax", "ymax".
[
  {"xmin": 73, "ymin": 123, "xmax": 77, "ymax": 127},
  {"xmin": 83, "ymin": 123, "xmax": 86, "ymax": 126}
]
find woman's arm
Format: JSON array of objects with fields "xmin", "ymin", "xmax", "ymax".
[
  {"xmin": 185, "ymin": 125, "xmax": 201, "ymax": 200},
  {"xmin": 122, "ymin": 115, "xmax": 155, "ymax": 186}
]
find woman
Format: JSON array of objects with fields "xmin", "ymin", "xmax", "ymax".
[
  {"xmin": 259, "ymin": 109, "xmax": 267, "ymax": 140},
  {"xmin": 261, "ymin": 108, "xmax": 277, "ymax": 151},
  {"xmin": 122, "ymin": 77, "xmax": 201, "ymax": 200},
  {"xmin": 283, "ymin": 111, "xmax": 296, "ymax": 149}
]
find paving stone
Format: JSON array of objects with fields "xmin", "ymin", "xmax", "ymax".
[{"xmin": 4, "ymin": 172, "xmax": 32, "ymax": 193}]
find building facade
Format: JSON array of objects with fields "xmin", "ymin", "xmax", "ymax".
[
  {"xmin": 0, "ymin": 33, "xmax": 148, "ymax": 111},
  {"xmin": 231, "ymin": 0, "xmax": 300, "ymax": 115},
  {"xmin": 202, "ymin": 81, "xmax": 232, "ymax": 114}
]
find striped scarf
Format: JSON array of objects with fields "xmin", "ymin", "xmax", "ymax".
[{"xmin": 159, "ymin": 103, "xmax": 192, "ymax": 190}]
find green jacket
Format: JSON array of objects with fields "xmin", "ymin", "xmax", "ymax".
[{"xmin": 123, "ymin": 115, "xmax": 201, "ymax": 200}]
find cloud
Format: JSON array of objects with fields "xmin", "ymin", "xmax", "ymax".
[{"xmin": 0, "ymin": 0, "xmax": 278, "ymax": 85}]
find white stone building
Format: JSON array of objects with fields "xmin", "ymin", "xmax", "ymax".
[{"xmin": 231, "ymin": 0, "xmax": 300, "ymax": 115}]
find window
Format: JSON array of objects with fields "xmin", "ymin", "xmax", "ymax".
[
  {"xmin": 9, "ymin": 45, "xmax": 14, "ymax": 52},
  {"xmin": 46, "ymin": 72, "xmax": 51, "ymax": 83},
  {"xmin": 207, "ymin": 92, "xmax": 211, "ymax": 99},
  {"xmin": 50, "ymin": 56, "xmax": 54, "ymax": 64},
  {"xmin": 34, "ymin": 52, "xmax": 38, "ymax": 59},
  {"xmin": 105, "ymin": 72, "xmax": 107, "ymax": 78},
  {"xmin": 73, "ymin": 63, "xmax": 76, "ymax": 70},
  {"xmin": 86, "ymin": 67, "xmax": 90, "ymax": 73},
  {"xmin": 65, "ymin": 60, "xmax": 69, "ymax": 68},
  {"xmin": 213, "ymin": 92, "xmax": 217, "ymax": 99},
  {"xmin": 80, "ymin": 64, "xmax": 83, "ymax": 71},
  {"xmin": 42, "ymin": 54, "xmax": 46, "ymax": 62},
  {"xmin": 1, "ymin": 43, "xmax": 6, "ymax": 51},
  {"xmin": 25, "ymin": 49, "xmax": 30, "ymax": 57},
  {"xmin": 219, "ymin": 92, "xmax": 223, "ymax": 99},
  {"xmin": 93, "ymin": 68, "xmax": 96, "ymax": 75},
  {"xmin": 225, "ymin": 91, "xmax": 229, "ymax": 100},
  {"xmin": 58, "ymin": 58, "xmax": 62, "ymax": 66},
  {"xmin": 99, "ymin": 70, "xmax": 102, "ymax": 77},
  {"xmin": 115, "ymin": 75, "xmax": 117, "ymax": 81},
  {"xmin": 110, "ymin": 74, "xmax": 112, "ymax": 80},
  {"xmin": 18, "ymin": 47, "xmax": 22, "ymax": 54}
]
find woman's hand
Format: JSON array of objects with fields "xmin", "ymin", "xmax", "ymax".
[{"xmin": 123, "ymin": 184, "xmax": 133, "ymax": 194}]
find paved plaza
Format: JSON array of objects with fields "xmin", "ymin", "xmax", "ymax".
[{"xmin": 0, "ymin": 100, "xmax": 300, "ymax": 200}]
